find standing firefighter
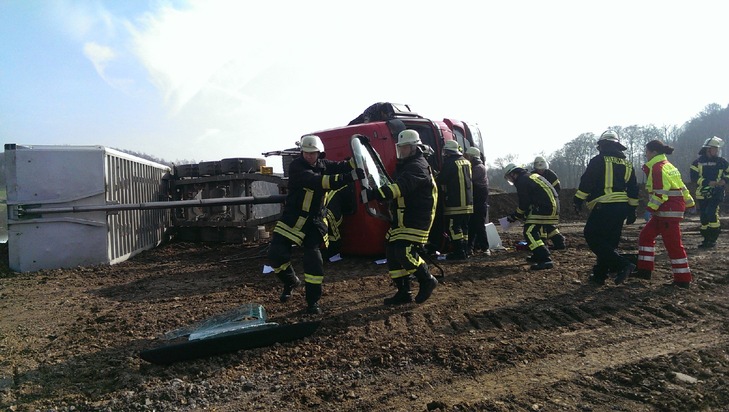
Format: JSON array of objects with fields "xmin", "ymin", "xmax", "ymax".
[
  {"xmin": 437, "ymin": 140, "xmax": 474, "ymax": 260},
  {"xmin": 465, "ymin": 147, "xmax": 490, "ymax": 255},
  {"xmin": 531, "ymin": 156, "xmax": 566, "ymax": 249},
  {"xmin": 689, "ymin": 136, "xmax": 729, "ymax": 249},
  {"xmin": 574, "ymin": 130, "xmax": 639, "ymax": 286},
  {"xmin": 267, "ymin": 135, "xmax": 364, "ymax": 314},
  {"xmin": 634, "ymin": 140, "xmax": 695, "ymax": 288},
  {"xmin": 503, "ymin": 163, "xmax": 558, "ymax": 270},
  {"xmin": 362, "ymin": 129, "xmax": 439, "ymax": 305}
]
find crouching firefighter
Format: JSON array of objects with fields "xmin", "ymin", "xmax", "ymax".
[
  {"xmin": 267, "ymin": 134, "xmax": 365, "ymax": 314},
  {"xmin": 362, "ymin": 129, "xmax": 439, "ymax": 305},
  {"xmin": 503, "ymin": 163, "xmax": 559, "ymax": 270}
]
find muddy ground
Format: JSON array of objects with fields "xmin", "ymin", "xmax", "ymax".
[{"xmin": 1, "ymin": 193, "xmax": 729, "ymax": 412}]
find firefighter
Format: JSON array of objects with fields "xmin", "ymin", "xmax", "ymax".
[
  {"xmin": 634, "ymin": 140, "xmax": 695, "ymax": 288},
  {"xmin": 361, "ymin": 129, "xmax": 439, "ymax": 305},
  {"xmin": 574, "ymin": 130, "xmax": 639, "ymax": 286},
  {"xmin": 689, "ymin": 136, "xmax": 728, "ymax": 249},
  {"xmin": 437, "ymin": 140, "xmax": 473, "ymax": 260},
  {"xmin": 532, "ymin": 156, "xmax": 561, "ymax": 193},
  {"xmin": 267, "ymin": 134, "xmax": 365, "ymax": 314},
  {"xmin": 503, "ymin": 163, "xmax": 557, "ymax": 270},
  {"xmin": 531, "ymin": 156, "xmax": 566, "ymax": 250},
  {"xmin": 464, "ymin": 147, "xmax": 490, "ymax": 255}
]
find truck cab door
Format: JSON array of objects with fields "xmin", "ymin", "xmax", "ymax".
[{"xmin": 350, "ymin": 134, "xmax": 392, "ymax": 221}]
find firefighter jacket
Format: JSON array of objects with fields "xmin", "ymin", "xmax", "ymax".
[
  {"xmin": 689, "ymin": 154, "xmax": 729, "ymax": 201},
  {"xmin": 274, "ymin": 156, "xmax": 354, "ymax": 246},
  {"xmin": 513, "ymin": 171, "xmax": 560, "ymax": 225},
  {"xmin": 643, "ymin": 154, "xmax": 695, "ymax": 219},
  {"xmin": 575, "ymin": 149, "xmax": 639, "ymax": 210},
  {"xmin": 437, "ymin": 153, "xmax": 473, "ymax": 216},
  {"xmin": 469, "ymin": 156, "xmax": 489, "ymax": 211},
  {"xmin": 532, "ymin": 169, "xmax": 561, "ymax": 193},
  {"xmin": 369, "ymin": 151, "xmax": 437, "ymax": 244}
]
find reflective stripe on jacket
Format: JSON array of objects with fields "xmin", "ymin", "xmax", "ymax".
[
  {"xmin": 575, "ymin": 149, "xmax": 639, "ymax": 209},
  {"xmin": 513, "ymin": 172, "xmax": 560, "ymax": 225},
  {"xmin": 274, "ymin": 156, "xmax": 353, "ymax": 246},
  {"xmin": 371, "ymin": 151, "xmax": 437, "ymax": 244},
  {"xmin": 690, "ymin": 155, "xmax": 729, "ymax": 200},
  {"xmin": 642, "ymin": 154, "xmax": 694, "ymax": 219},
  {"xmin": 437, "ymin": 154, "xmax": 473, "ymax": 216}
]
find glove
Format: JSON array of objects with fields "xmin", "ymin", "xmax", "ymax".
[
  {"xmin": 700, "ymin": 185, "xmax": 713, "ymax": 198},
  {"xmin": 506, "ymin": 213, "xmax": 518, "ymax": 223},
  {"xmin": 351, "ymin": 168, "xmax": 366, "ymax": 181},
  {"xmin": 626, "ymin": 206, "xmax": 637, "ymax": 225},
  {"xmin": 573, "ymin": 197, "xmax": 584, "ymax": 213}
]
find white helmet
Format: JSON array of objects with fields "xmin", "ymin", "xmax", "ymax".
[
  {"xmin": 397, "ymin": 129, "xmax": 421, "ymax": 146},
  {"xmin": 300, "ymin": 135, "xmax": 324, "ymax": 153},
  {"xmin": 503, "ymin": 163, "xmax": 523, "ymax": 185},
  {"xmin": 396, "ymin": 129, "xmax": 421, "ymax": 159},
  {"xmin": 598, "ymin": 130, "xmax": 626, "ymax": 150},
  {"xmin": 533, "ymin": 156, "xmax": 548, "ymax": 171},
  {"xmin": 465, "ymin": 147, "xmax": 481, "ymax": 158},
  {"xmin": 443, "ymin": 139, "xmax": 462, "ymax": 155},
  {"xmin": 703, "ymin": 136, "xmax": 724, "ymax": 148}
]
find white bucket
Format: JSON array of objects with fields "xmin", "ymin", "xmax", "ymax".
[{"xmin": 485, "ymin": 223, "xmax": 503, "ymax": 249}]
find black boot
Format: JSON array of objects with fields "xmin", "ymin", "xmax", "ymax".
[
  {"xmin": 447, "ymin": 240, "xmax": 467, "ymax": 260},
  {"xmin": 305, "ymin": 283, "xmax": 323, "ymax": 314},
  {"xmin": 588, "ymin": 265, "xmax": 608, "ymax": 286},
  {"xmin": 529, "ymin": 246, "xmax": 553, "ymax": 270},
  {"xmin": 550, "ymin": 234, "xmax": 566, "ymax": 250},
  {"xmin": 384, "ymin": 277, "xmax": 413, "ymax": 305},
  {"xmin": 276, "ymin": 268, "xmax": 301, "ymax": 303},
  {"xmin": 414, "ymin": 265, "xmax": 438, "ymax": 304}
]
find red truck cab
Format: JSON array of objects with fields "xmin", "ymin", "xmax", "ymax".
[{"xmin": 304, "ymin": 103, "xmax": 484, "ymax": 256}]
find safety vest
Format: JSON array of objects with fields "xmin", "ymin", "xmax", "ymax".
[{"xmin": 642, "ymin": 154, "xmax": 694, "ymax": 218}]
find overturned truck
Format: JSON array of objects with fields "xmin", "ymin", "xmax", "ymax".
[{"xmin": 3, "ymin": 103, "xmax": 483, "ymax": 271}]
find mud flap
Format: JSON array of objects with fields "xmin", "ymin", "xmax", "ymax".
[{"xmin": 139, "ymin": 321, "xmax": 320, "ymax": 365}]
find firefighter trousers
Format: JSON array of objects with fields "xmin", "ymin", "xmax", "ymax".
[
  {"xmin": 637, "ymin": 216, "xmax": 692, "ymax": 284},
  {"xmin": 468, "ymin": 207, "xmax": 489, "ymax": 252},
  {"xmin": 698, "ymin": 198, "xmax": 722, "ymax": 241},
  {"xmin": 523, "ymin": 223, "xmax": 551, "ymax": 262},
  {"xmin": 584, "ymin": 202, "xmax": 631, "ymax": 273},
  {"xmin": 386, "ymin": 240, "xmax": 426, "ymax": 280},
  {"xmin": 267, "ymin": 229, "xmax": 325, "ymax": 305}
]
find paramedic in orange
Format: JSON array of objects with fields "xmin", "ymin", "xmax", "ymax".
[{"xmin": 634, "ymin": 140, "xmax": 695, "ymax": 288}]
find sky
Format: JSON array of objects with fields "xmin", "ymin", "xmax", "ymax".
[{"xmin": 1, "ymin": 0, "xmax": 728, "ymax": 172}]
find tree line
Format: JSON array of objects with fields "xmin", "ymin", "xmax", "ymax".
[{"xmin": 486, "ymin": 103, "xmax": 729, "ymax": 192}]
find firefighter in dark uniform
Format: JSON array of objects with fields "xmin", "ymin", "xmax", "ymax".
[
  {"xmin": 689, "ymin": 136, "xmax": 728, "ymax": 249},
  {"xmin": 574, "ymin": 130, "xmax": 639, "ymax": 286},
  {"xmin": 362, "ymin": 129, "xmax": 439, "ymax": 305},
  {"xmin": 268, "ymin": 134, "xmax": 364, "ymax": 314},
  {"xmin": 531, "ymin": 156, "xmax": 566, "ymax": 250},
  {"xmin": 503, "ymin": 163, "xmax": 558, "ymax": 270},
  {"xmin": 465, "ymin": 147, "xmax": 490, "ymax": 255},
  {"xmin": 437, "ymin": 140, "xmax": 474, "ymax": 260}
]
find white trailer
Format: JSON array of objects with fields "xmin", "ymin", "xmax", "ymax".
[{"xmin": 4, "ymin": 144, "xmax": 171, "ymax": 272}]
